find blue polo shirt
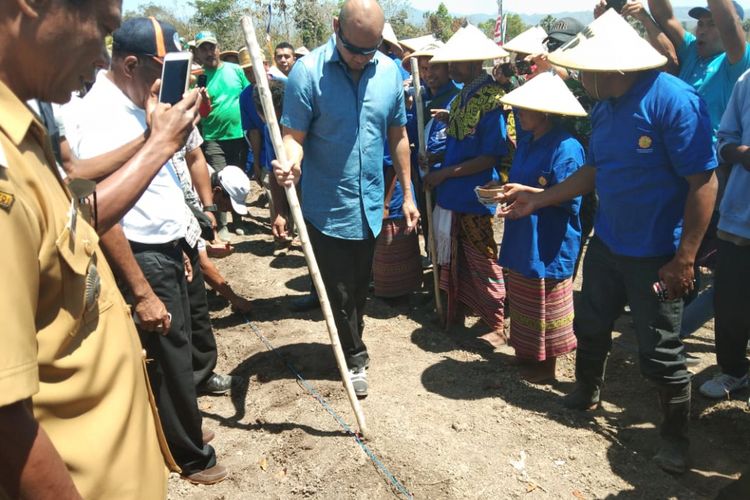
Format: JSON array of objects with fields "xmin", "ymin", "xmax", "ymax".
[
  {"xmin": 281, "ymin": 36, "xmax": 407, "ymax": 240},
  {"xmin": 589, "ymin": 70, "xmax": 717, "ymax": 258},
  {"xmin": 677, "ymin": 31, "xmax": 750, "ymax": 139},
  {"xmin": 499, "ymin": 128, "xmax": 584, "ymax": 279},
  {"xmin": 436, "ymin": 87, "xmax": 508, "ymax": 215},
  {"xmin": 424, "ymin": 82, "xmax": 460, "ymax": 172}
]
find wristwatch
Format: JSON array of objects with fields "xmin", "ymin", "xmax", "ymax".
[{"xmin": 203, "ymin": 204, "xmax": 218, "ymax": 212}]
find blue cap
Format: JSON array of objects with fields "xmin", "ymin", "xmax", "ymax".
[
  {"xmin": 689, "ymin": 1, "xmax": 744, "ymax": 21},
  {"xmin": 113, "ymin": 17, "xmax": 182, "ymax": 59}
]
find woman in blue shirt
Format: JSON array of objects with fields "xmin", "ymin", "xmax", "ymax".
[{"xmin": 494, "ymin": 73, "xmax": 587, "ymax": 383}]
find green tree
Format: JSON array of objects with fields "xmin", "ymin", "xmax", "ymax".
[
  {"xmin": 503, "ymin": 13, "xmax": 527, "ymax": 42},
  {"xmin": 390, "ymin": 8, "xmax": 423, "ymax": 39},
  {"xmin": 293, "ymin": 0, "xmax": 336, "ymax": 48},
  {"xmin": 190, "ymin": 0, "xmax": 250, "ymax": 50},
  {"xmin": 478, "ymin": 18, "xmax": 496, "ymax": 40},
  {"xmin": 424, "ymin": 2, "xmax": 454, "ymax": 42},
  {"xmin": 123, "ymin": 2, "xmax": 193, "ymax": 39}
]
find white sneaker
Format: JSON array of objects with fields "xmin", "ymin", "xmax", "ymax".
[
  {"xmin": 348, "ymin": 367, "xmax": 368, "ymax": 399},
  {"xmin": 699, "ymin": 373, "xmax": 749, "ymax": 399}
]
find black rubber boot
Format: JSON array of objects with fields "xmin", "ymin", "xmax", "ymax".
[
  {"xmin": 563, "ymin": 357, "xmax": 607, "ymax": 411},
  {"xmin": 653, "ymin": 383, "xmax": 691, "ymax": 474}
]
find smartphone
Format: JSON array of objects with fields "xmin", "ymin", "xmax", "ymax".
[
  {"xmin": 159, "ymin": 52, "xmax": 192, "ymax": 105},
  {"xmin": 196, "ymin": 74, "xmax": 207, "ymax": 89},
  {"xmin": 606, "ymin": 0, "xmax": 627, "ymax": 14}
]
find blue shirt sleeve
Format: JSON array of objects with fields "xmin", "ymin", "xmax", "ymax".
[
  {"xmin": 477, "ymin": 108, "xmax": 508, "ymax": 157},
  {"xmin": 281, "ymin": 62, "xmax": 314, "ymax": 132},
  {"xmin": 662, "ymin": 92, "xmax": 718, "ymax": 177},
  {"xmin": 239, "ymin": 86, "xmax": 264, "ymax": 132},
  {"xmin": 389, "ymin": 72, "xmax": 407, "ymax": 128}
]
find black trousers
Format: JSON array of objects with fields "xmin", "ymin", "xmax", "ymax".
[
  {"xmin": 714, "ymin": 238, "xmax": 750, "ymax": 378},
  {"xmin": 202, "ymin": 138, "xmax": 248, "ymax": 172},
  {"xmin": 128, "ymin": 242, "xmax": 216, "ymax": 475},
  {"xmin": 184, "ymin": 243, "xmax": 218, "ymax": 386},
  {"xmin": 574, "ymin": 237, "xmax": 690, "ymax": 386},
  {"xmin": 307, "ymin": 223, "xmax": 376, "ymax": 370}
]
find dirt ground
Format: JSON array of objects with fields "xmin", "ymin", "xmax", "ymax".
[{"xmin": 169, "ymin": 186, "xmax": 749, "ymax": 499}]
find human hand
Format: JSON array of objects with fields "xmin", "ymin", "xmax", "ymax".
[
  {"xmin": 431, "ymin": 108, "xmax": 450, "ymax": 123},
  {"xmin": 529, "ymin": 53, "xmax": 552, "ymax": 77},
  {"xmin": 594, "ymin": 0, "xmax": 608, "ymax": 18},
  {"xmin": 423, "ymin": 169, "xmax": 448, "ymax": 190},
  {"xmin": 272, "ymin": 212, "xmax": 289, "ymax": 240},
  {"xmin": 148, "ymin": 87, "xmax": 202, "ymax": 152},
  {"xmin": 621, "ymin": 1, "xmax": 648, "ymax": 22},
  {"xmin": 230, "ymin": 295, "xmax": 253, "ymax": 314},
  {"xmin": 183, "ymin": 251, "xmax": 193, "ymax": 283},
  {"xmin": 401, "ymin": 198, "xmax": 420, "ymax": 234},
  {"xmin": 204, "ymin": 210, "xmax": 217, "ymax": 231},
  {"xmin": 658, "ymin": 254, "xmax": 695, "ymax": 300},
  {"xmin": 134, "ymin": 292, "xmax": 171, "ymax": 334},
  {"xmin": 272, "ymin": 158, "xmax": 300, "ymax": 188},
  {"xmin": 494, "ymin": 183, "xmax": 543, "ymax": 219}
]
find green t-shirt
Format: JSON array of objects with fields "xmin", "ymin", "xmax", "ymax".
[{"xmin": 202, "ymin": 62, "xmax": 249, "ymax": 141}]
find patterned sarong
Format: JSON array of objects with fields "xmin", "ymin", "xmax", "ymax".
[
  {"xmin": 506, "ymin": 270, "xmax": 576, "ymax": 361},
  {"xmin": 373, "ymin": 219, "xmax": 422, "ymax": 298},
  {"xmin": 439, "ymin": 214, "xmax": 505, "ymax": 330}
]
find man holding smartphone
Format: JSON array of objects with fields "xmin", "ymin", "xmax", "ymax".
[{"xmin": 74, "ymin": 17, "xmax": 228, "ymax": 485}]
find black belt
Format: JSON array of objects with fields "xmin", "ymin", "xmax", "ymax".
[{"xmin": 129, "ymin": 238, "xmax": 185, "ymax": 254}]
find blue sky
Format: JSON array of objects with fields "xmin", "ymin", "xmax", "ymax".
[{"xmin": 123, "ymin": 0, "xmax": 711, "ymax": 16}]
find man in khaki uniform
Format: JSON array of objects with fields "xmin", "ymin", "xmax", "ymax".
[{"xmin": 0, "ymin": 0, "xmax": 201, "ymax": 497}]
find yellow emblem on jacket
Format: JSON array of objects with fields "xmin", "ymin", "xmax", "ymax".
[
  {"xmin": 0, "ymin": 191, "xmax": 15, "ymax": 210},
  {"xmin": 638, "ymin": 135, "xmax": 653, "ymax": 149},
  {"xmin": 538, "ymin": 176, "xmax": 548, "ymax": 187}
]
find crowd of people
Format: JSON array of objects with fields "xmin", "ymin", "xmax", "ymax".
[{"xmin": 1, "ymin": 0, "xmax": 750, "ymax": 497}]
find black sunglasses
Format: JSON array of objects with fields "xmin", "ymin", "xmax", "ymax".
[{"xmin": 337, "ymin": 27, "xmax": 382, "ymax": 56}]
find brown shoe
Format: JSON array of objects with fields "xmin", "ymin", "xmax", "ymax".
[
  {"xmin": 182, "ymin": 464, "xmax": 228, "ymax": 485},
  {"xmin": 202, "ymin": 428, "xmax": 215, "ymax": 445},
  {"xmin": 520, "ymin": 358, "xmax": 557, "ymax": 384}
]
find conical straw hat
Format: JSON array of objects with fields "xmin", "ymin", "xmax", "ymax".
[
  {"xmin": 401, "ymin": 41, "xmax": 445, "ymax": 71},
  {"xmin": 500, "ymin": 72, "xmax": 587, "ymax": 117},
  {"xmin": 400, "ymin": 34, "xmax": 439, "ymax": 52},
  {"xmin": 430, "ymin": 24, "xmax": 509, "ymax": 63},
  {"xmin": 547, "ymin": 9, "xmax": 666, "ymax": 72},
  {"xmin": 382, "ymin": 22, "xmax": 401, "ymax": 50},
  {"xmin": 503, "ymin": 26, "xmax": 548, "ymax": 55}
]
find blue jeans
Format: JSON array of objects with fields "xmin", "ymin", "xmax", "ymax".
[{"xmin": 679, "ymin": 286, "xmax": 714, "ymax": 339}]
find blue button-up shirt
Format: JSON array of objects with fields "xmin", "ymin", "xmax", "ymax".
[{"xmin": 281, "ymin": 36, "xmax": 407, "ymax": 240}]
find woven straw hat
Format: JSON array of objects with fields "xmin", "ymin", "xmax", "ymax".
[
  {"xmin": 382, "ymin": 22, "xmax": 401, "ymax": 50},
  {"xmin": 430, "ymin": 24, "xmax": 509, "ymax": 63},
  {"xmin": 503, "ymin": 26, "xmax": 548, "ymax": 55},
  {"xmin": 547, "ymin": 9, "xmax": 666, "ymax": 72},
  {"xmin": 401, "ymin": 41, "xmax": 445, "ymax": 71},
  {"xmin": 500, "ymin": 72, "xmax": 587, "ymax": 117},
  {"xmin": 400, "ymin": 34, "xmax": 439, "ymax": 52}
]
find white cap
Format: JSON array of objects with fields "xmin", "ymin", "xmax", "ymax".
[
  {"xmin": 547, "ymin": 9, "xmax": 667, "ymax": 73},
  {"xmin": 500, "ymin": 72, "xmax": 587, "ymax": 117},
  {"xmin": 503, "ymin": 26, "xmax": 548, "ymax": 56},
  {"xmin": 430, "ymin": 24, "xmax": 509, "ymax": 63},
  {"xmin": 217, "ymin": 165, "xmax": 250, "ymax": 215}
]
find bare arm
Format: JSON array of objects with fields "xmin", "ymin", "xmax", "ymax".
[
  {"xmin": 248, "ymin": 129, "xmax": 263, "ymax": 185},
  {"xmin": 423, "ymin": 155, "xmax": 500, "ymax": 190},
  {"xmin": 94, "ymin": 90, "xmax": 202, "ymax": 234},
  {"xmin": 708, "ymin": 0, "xmax": 746, "ymax": 64},
  {"xmin": 622, "ymin": 2, "xmax": 680, "ymax": 74},
  {"xmin": 658, "ymin": 171, "xmax": 717, "ymax": 297},
  {"xmin": 185, "ymin": 145, "xmax": 216, "ymax": 230},
  {"xmin": 0, "ymin": 400, "xmax": 81, "ymax": 500},
  {"xmin": 648, "ymin": 0, "xmax": 686, "ymax": 50},
  {"xmin": 387, "ymin": 125, "xmax": 420, "ymax": 231},
  {"xmin": 719, "ymin": 143, "xmax": 750, "ymax": 171},
  {"xmin": 61, "ymin": 134, "xmax": 146, "ymax": 181},
  {"xmin": 497, "ymin": 165, "xmax": 597, "ymax": 219},
  {"xmin": 99, "ymin": 225, "xmax": 171, "ymax": 333},
  {"xmin": 269, "ymin": 127, "xmax": 306, "ymax": 238},
  {"xmin": 198, "ymin": 249, "xmax": 252, "ymax": 312}
]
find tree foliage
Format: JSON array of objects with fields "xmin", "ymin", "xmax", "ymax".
[
  {"xmin": 293, "ymin": 0, "xmax": 336, "ymax": 48},
  {"xmin": 424, "ymin": 3, "xmax": 456, "ymax": 42}
]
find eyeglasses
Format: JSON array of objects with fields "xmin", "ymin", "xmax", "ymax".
[{"xmin": 337, "ymin": 27, "xmax": 382, "ymax": 56}]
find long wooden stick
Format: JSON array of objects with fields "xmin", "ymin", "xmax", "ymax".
[
  {"xmin": 240, "ymin": 16, "xmax": 369, "ymax": 438},
  {"xmin": 410, "ymin": 58, "xmax": 444, "ymax": 323}
]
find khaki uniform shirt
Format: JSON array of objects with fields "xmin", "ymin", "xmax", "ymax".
[{"xmin": 0, "ymin": 80, "xmax": 175, "ymax": 499}]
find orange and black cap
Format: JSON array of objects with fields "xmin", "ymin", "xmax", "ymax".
[{"xmin": 112, "ymin": 17, "xmax": 182, "ymax": 61}]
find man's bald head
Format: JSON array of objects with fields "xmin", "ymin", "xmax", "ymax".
[{"xmin": 338, "ymin": 0, "xmax": 385, "ymax": 39}]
